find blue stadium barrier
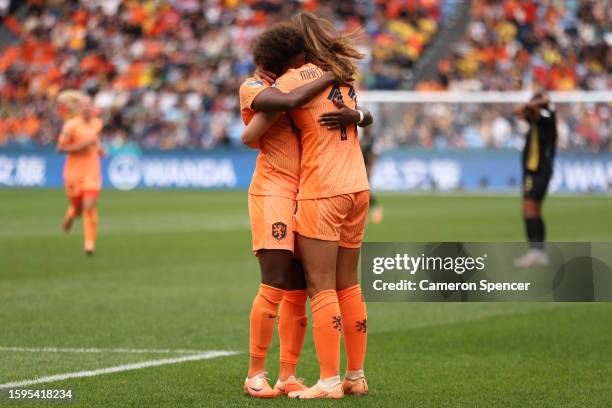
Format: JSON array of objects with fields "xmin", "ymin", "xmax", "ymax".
[{"xmin": 0, "ymin": 148, "xmax": 610, "ymax": 193}]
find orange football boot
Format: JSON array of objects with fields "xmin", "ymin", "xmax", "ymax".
[
  {"xmin": 288, "ymin": 380, "xmax": 343, "ymax": 399},
  {"xmin": 342, "ymin": 376, "xmax": 368, "ymax": 395},
  {"xmin": 273, "ymin": 376, "xmax": 307, "ymax": 396},
  {"xmin": 244, "ymin": 372, "xmax": 275, "ymax": 398}
]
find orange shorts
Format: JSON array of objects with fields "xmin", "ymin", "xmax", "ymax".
[
  {"xmin": 295, "ymin": 190, "xmax": 369, "ymax": 248},
  {"xmin": 248, "ymin": 194, "xmax": 296, "ymax": 254},
  {"xmin": 64, "ymin": 176, "xmax": 101, "ymax": 198}
]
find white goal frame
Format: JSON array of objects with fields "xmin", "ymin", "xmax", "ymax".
[{"xmin": 360, "ymin": 90, "xmax": 612, "ymax": 104}]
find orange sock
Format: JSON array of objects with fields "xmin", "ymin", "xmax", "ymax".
[
  {"xmin": 338, "ymin": 284, "xmax": 367, "ymax": 372},
  {"xmin": 83, "ymin": 208, "xmax": 98, "ymax": 250},
  {"xmin": 248, "ymin": 284, "xmax": 285, "ymax": 377},
  {"xmin": 311, "ymin": 290, "xmax": 341, "ymax": 379},
  {"xmin": 278, "ymin": 289, "xmax": 308, "ymax": 380}
]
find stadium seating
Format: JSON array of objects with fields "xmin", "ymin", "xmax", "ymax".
[
  {"xmin": 0, "ymin": 0, "xmax": 608, "ymax": 151},
  {"xmin": 437, "ymin": 0, "xmax": 609, "ymax": 92}
]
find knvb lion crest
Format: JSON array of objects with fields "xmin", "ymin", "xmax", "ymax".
[
  {"xmin": 332, "ymin": 315, "xmax": 343, "ymax": 331},
  {"xmin": 272, "ymin": 222, "xmax": 287, "ymax": 240},
  {"xmin": 355, "ymin": 319, "xmax": 367, "ymax": 333}
]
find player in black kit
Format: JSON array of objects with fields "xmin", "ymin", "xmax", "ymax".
[
  {"xmin": 513, "ymin": 92, "xmax": 558, "ymax": 267},
  {"xmin": 361, "ymin": 125, "xmax": 384, "ymax": 224}
]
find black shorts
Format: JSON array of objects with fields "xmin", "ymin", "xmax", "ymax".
[{"xmin": 523, "ymin": 172, "xmax": 551, "ymax": 201}]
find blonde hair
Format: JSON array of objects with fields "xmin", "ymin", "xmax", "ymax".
[
  {"xmin": 291, "ymin": 12, "xmax": 364, "ymax": 82},
  {"xmin": 57, "ymin": 90, "xmax": 88, "ymax": 117}
]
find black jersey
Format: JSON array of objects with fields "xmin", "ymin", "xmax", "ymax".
[
  {"xmin": 522, "ymin": 104, "xmax": 558, "ymax": 174},
  {"xmin": 360, "ymin": 127, "xmax": 378, "ymax": 168}
]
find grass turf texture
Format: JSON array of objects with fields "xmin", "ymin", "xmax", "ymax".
[{"xmin": 1, "ymin": 190, "xmax": 611, "ymax": 407}]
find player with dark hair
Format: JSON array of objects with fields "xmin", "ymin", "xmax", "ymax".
[
  {"xmin": 360, "ymin": 125, "xmax": 384, "ymax": 224},
  {"xmin": 513, "ymin": 92, "xmax": 558, "ymax": 267},
  {"xmin": 239, "ymin": 23, "xmax": 332, "ymax": 398},
  {"xmin": 242, "ymin": 13, "xmax": 374, "ymax": 399},
  {"xmin": 239, "ymin": 23, "xmax": 350, "ymax": 398}
]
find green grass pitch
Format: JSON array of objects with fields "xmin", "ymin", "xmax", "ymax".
[{"xmin": 1, "ymin": 190, "xmax": 611, "ymax": 407}]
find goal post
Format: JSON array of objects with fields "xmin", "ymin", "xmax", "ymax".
[{"xmin": 360, "ymin": 90, "xmax": 612, "ymax": 104}]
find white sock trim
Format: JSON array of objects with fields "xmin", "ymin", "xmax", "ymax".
[
  {"xmin": 277, "ymin": 375, "xmax": 297, "ymax": 384},
  {"xmin": 319, "ymin": 375, "xmax": 341, "ymax": 388},
  {"xmin": 345, "ymin": 369, "xmax": 365, "ymax": 380}
]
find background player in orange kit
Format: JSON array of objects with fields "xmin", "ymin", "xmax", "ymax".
[
  {"xmin": 238, "ymin": 24, "xmax": 344, "ymax": 399},
  {"xmin": 56, "ymin": 90, "xmax": 105, "ymax": 256},
  {"xmin": 272, "ymin": 12, "xmax": 373, "ymax": 399}
]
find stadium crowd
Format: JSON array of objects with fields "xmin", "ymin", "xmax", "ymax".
[
  {"xmin": 0, "ymin": 0, "xmax": 609, "ymax": 152},
  {"xmin": 372, "ymin": 101, "xmax": 610, "ymax": 152},
  {"xmin": 438, "ymin": 0, "xmax": 610, "ymax": 92}
]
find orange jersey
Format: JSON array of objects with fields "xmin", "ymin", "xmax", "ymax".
[
  {"xmin": 238, "ymin": 77, "xmax": 301, "ymax": 199},
  {"xmin": 275, "ymin": 63, "xmax": 369, "ymax": 199},
  {"xmin": 59, "ymin": 116, "xmax": 102, "ymax": 181}
]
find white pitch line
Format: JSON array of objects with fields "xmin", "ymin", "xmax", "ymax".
[
  {"xmin": 0, "ymin": 346, "xmax": 209, "ymax": 355},
  {"xmin": 0, "ymin": 350, "xmax": 239, "ymax": 389}
]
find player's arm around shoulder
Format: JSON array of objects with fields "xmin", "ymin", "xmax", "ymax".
[
  {"xmin": 318, "ymin": 99, "xmax": 374, "ymax": 130},
  {"xmin": 251, "ymin": 70, "xmax": 336, "ymax": 112}
]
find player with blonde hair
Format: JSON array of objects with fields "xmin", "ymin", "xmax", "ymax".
[{"xmin": 56, "ymin": 90, "xmax": 105, "ymax": 255}]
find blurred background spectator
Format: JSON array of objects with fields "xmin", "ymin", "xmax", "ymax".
[
  {"xmin": 0, "ymin": 0, "xmax": 609, "ymax": 151},
  {"xmin": 437, "ymin": 0, "xmax": 610, "ymax": 92},
  {"xmin": 371, "ymin": 101, "xmax": 610, "ymax": 152}
]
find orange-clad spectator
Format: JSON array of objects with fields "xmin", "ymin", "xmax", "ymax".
[
  {"xmin": 479, "ymin": 46, "xmax": 496, "ymax": 68},
  {"xmin": 151, "ymin": 5, "xmax": 180, "ymax": 35},
  {"xmin": 0, "ymin": 0, "xmax": 606, "ymax": 153},
  {"xmin": 0, "ymin": 46, "xmax": 20, "ymax": 72},
  {"xmin": 67, "ymin": 24, "xmax": 87, "ymax": 51},
  {"xmin": 72, "ymin": 8, "xmax": 88, "ymax": 25},
  {"xmin": 302, "ymin": 0, "xmax": 318, "ymax": 12},
  {"xmin": 438, "ymin": 0, "xmax": 607, "ymax": 94},
  {"xmin": 21, "ymin": 37, "xmax": 55, "ymax": 66},
  {"xmin": 0, "ymin": 117, "xmax": 9, "ymax": 145},
  {"xmin": 3, "ymin": 15, "xmax": 22, "ymax": 35},
  {"xmin": 115, "ymin": 61, "xmax": 150, "ymax": 90},
  {"xmin": 22, "ymin": 115, "xmax": 41, "ymax": 138},
  {"xmin": 79, "ymin": 54, "xmax": 103, "ymax": 73},
  {"xmin": 126, "ymin": 1, "xmax": 147, "ymax": 26},
  {"xmin": 503, "ymin": 0, "xmax": 521, "ymax": 20},
  {"xmin": 143, "ymin": 40, "xmax": 164, "ymax": 59},
  {"xmin": 7, "ymin": 116, "xmax": 22, "ymax": 139},
  {"xmin": 522, "ymin": 0, "xmax": 538, "ymax": 24}
]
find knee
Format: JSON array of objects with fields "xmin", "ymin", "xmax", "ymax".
[
  {"xmin": 286, "ymin": 279, "xmax": 307, "ymax": 291},
  {"xmin": 336, "ymin": 276, "xmax": 358, "ymax": 292},
  {"xmin": 305, "ymin": 271, "xmax": 335, "ymax": 296},
  {"xmin": 306, "ymin": 287, "xmax": 318, "ymax": 298},
  {"xmin": 259, "ymin": 251, "xmax": 292, "ymax": 290},
  {"xmin": 263, "ymin": 275, "xmax": 286, "ymax": 290},
  {"xmin": 523, "ymin": 200, "xmax": 541, "ymax": 218}
]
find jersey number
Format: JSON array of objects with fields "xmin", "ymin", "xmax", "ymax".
[{"xmin": 327, "ymin": 85, "xmax": 347, "ymax": 141}]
